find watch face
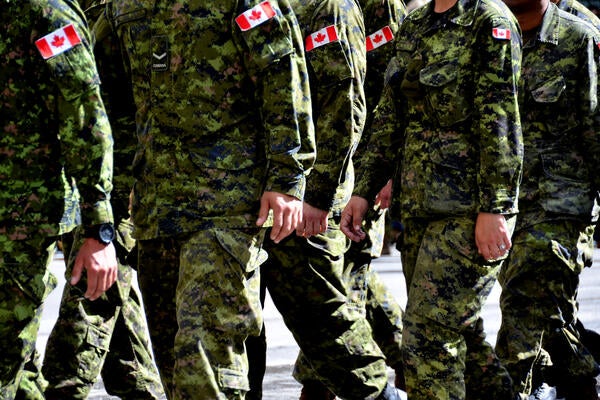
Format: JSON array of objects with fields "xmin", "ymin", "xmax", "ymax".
[{"xmin": 98, "ymin": 223, "xmax": 116, "ymax": 243}]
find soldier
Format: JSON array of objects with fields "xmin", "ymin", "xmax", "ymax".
[
  {"xmin": 257, "ymin": 0, "xmax": 400, "ymax": 399},
  {"xmin": 289, "ymin": 0, "xmax": 408, "ymax": 398},
  {"xmin": 341, "ymin": 0, "xmax": 524, "ymax": 397},
  {"xmin": 0, "ymin": 0, "xmax": 117, "ymax": 399},
  {"xmin": 553, "ymin": 0, "xmax": 600, "ymax": 377},
  {"xmin": 40, "ymin": 3, "xmax": 165, "ymax": 399},
  {"xmin": 107, "ymin": 0, "xmax": 316, "ymax": 398},
  {"xmin": 494, "ymin": 0, "xmax": 600, "ymax": 397}
]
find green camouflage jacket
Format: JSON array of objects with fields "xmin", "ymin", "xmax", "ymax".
[
  {"xmin": 354, "ymin": 0, "xmax": 523, "ymax": 220},
  {"xmin": 292, "ymin": 0, "xmax": 366, "ymax": 212},
  {"xmin": 517, "ymin": 3, "xmax": 600, "ymax": 223},
  {"xmin": 108, "ymin": 0, "xmax": 316, "ymax": 238},
  {"xmin": 1, "ymin": 0, "xmax": 114, "ymax": 249}
]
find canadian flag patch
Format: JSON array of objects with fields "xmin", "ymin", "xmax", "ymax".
[
  {"xmin": 366, "ymin": 26, "xmax": 394, "ymax": 52},
  {"xmin": 305, "ymin": 25, "xmax": 339, "ymax": 52},
  {"xmin": 35, "ymin": 23, "xmax": 82, "ymax": 60},
  {"xmin": 236, "ymin": 1, "xmax": 276, "ymax": 31},
  {"xmin": 492, "ymin": 27, "xmax": 511, "ymax": 40}
]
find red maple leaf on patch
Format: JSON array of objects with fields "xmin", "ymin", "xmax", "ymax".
[
  {"xmin": 373, "ymin": 34, "xmax": 383, "ymax": 43},
  {"xmin": 249, "ymin": 9, "xmax": 262, "ymax": 20},
  {"xmin": 51, "ymin": 35, "xmax": 65, "ymax": 48},
  {"xmin": 315, "ymin": 33, "xmax": 326, "ymax": 42}
]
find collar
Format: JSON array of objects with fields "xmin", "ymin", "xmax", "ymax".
[
  {"xmin": 535, "ymin": 2, "xmax": 560, "ymax": 45},
  {"xmin": 410, "ymin": 0, "xmax": 481, "ymax": 27}
]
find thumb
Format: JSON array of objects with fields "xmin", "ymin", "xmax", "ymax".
[{"xmin": 255, "ymin": 197, "xmax": 269, "ymax": 227}]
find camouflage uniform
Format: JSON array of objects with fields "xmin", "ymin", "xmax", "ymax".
[
  {"xmin": 41, "ymin": 4, "xmax": 164, "ymax": 399},
  {"xmin": 260, "ymin": 1, "xmax": 398, "ymax": 399},
  {"xmin": 343, "ymin": 0, "xmax": 406, "ymax": 375},
  {"xmin": 107, "ymin": 0, "xmax": 315, "ymax": 398},
  {"xmin": 291, "ymin": 0, "xmax": 408, "ymax": 394},
  {"xmin": 494, "ymin": 4, "xmax": 600, "ymax": 398},
  {"xmin": 352, "ymin": 0, "xmax": 524, "ymax": 397},
  {"xmin": 553, "ymin": 0, "xmax": 600, "ymax": 380},
  {"xmin": 0, "ymin": 1, "xmax": 114, "ymax": 399}
]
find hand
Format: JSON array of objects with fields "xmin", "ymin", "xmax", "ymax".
[
  {"xmin": 296, "ymin": 202, "xmax": 328, "ymax": 237},
  {"xmin": 340, "ymin": 195, "xmax": 369, "ymax": 242},
  {"xmin": 256, "ymin": 191, "xmax": 302, "ymax": 243},
  {"xmin": 375, "ymin": 179, "xmax": 393, "ymax": 209},
  {"xmin": 71, "ymin": 237, "xmax": 118, "ymax": 301},
  {"xmin": 475, "ymin": 212, "xmax": 512, "ymax": 261}
]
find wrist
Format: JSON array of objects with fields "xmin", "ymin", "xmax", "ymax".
[{"xmin": 83, "ymin": 223, "xmax": 116, "ymax": 245}]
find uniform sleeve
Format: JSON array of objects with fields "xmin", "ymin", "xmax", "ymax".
[
  {"xmin": 302, "ymin": 0, "xmax": 367, "ymax": 211},
  {"xmin": 473, "ymin": 14, "xmax": 523, "ymax": 214},
  {"xmin": 581, "ymin": 33, "xmax": 600, "ymax": 215},
  {"xmin": 239, "ymin": 0, "xmax": 316, "ymax": 201},
  {"xmin": 353, "ymin": 59, "xmax": 404, "ymax": 203},
  {"xmin": 47, "ymin": 0, "xmax": 114, "ymax": 226}
]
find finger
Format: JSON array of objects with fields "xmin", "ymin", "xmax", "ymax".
[
  {"xmin": 340, "ymin": 213, "xmax": 359, "ymax": 241},
  {"xmin": 292, "ymin": 208, "xmax": 300, "ymax": 234},
  {"xmin": 488, "ymin": 245, "xmax": 503, "ymax": 261},
  {"xmin": 255, "ymin": 198, "xmax": 269, "ymax": 227},
  {"xmin": 340, "ymin": 211, "xmax": 352, "ymax": 233},
  {"xmin": 296, "ymin": 223, "xmax": 306, "ymax": 237},
  {"xmin": 279, "ymin": 211, "xmax": 294, "ymax": 241},
  {"xmin": 85, "ymin": 265, "xmax": 99, "ymax": 300},
  {"xmin": 498, "ymin": 242, "xmax": 507, "ymax": 253},
  {"xmin": 270, "ymin": 209, "xmax": 286, "ymax": 243},
  {"xmin": 321, "ymin": 217, "xmax": 328, "ymax": 233},
  {"xmin": 70, "ymin": 258, "xmax": 83, "ymax": 286},
  {"xmin": 309, "ymin": 220, "xmax": 320, "ymax": 237}
]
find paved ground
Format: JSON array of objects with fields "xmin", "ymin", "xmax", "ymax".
[{"xmin": 38, "ymin": 248, "xmax": 600, "ymax": 399}]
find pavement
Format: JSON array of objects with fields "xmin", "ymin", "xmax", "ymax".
[{"xmin": 38, "ymin": 248, "xmax": 600, "ymax": 399}]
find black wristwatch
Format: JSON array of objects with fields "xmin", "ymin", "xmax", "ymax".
[{"xmin": 84, "ymin": 223, "xmax": 116, "ymax": 245}]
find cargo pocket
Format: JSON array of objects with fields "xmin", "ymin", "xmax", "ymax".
[
  {"xmin": 77, "ymin": 323, "xmax": 112, "ymax": 381},
  {"xmin": 423, "ymin": 142, "xmax": 476, "ymax": 215},
  {"xmin": 214, "ymin": 228, "xmax": 268, "ymax": 274}
]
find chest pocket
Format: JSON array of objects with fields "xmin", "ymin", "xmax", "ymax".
[
  {"xmin": 529, "ymin": 74, "xmax": 578, "ymax": 135},
  {"xmin": 110, "ymin": 1, "xmax": 148, "ymax": 73},
  {"xmin": 419, "ymin": 60, "xmax": 471, "ymax": 127}
]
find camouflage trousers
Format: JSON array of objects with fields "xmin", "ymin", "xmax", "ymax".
[
  {"xmin": 399, "ymin": 216, "xmax": 516, "ymax": 400},
  {"xmin": 42, "ymin": 226, "xmax": 164, "ymax": 400},
  {"xmin": 495, "ymin": 219, "xmax": 599, "ymax": 397},
  {"xmin": 0, "ymin": 234, "xmax": 57, "ymax": 400},
  {"xmin": 345, "ymin": 208, "xmax": 403, "ymax": 367},
  {"xmin": 137, "ymin": 228, "xmax": 267, "ymax": 400},
  {"xmin": 261, "ymin": 217, "xmax": 389, "ymax": 400},
  {"xmin": 292, "ymin": 210, "xmax": 404, "ymax": 388},
  {"xmin": 343, "ymin": 209, "xmax": 404, "ymax": 369}
]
